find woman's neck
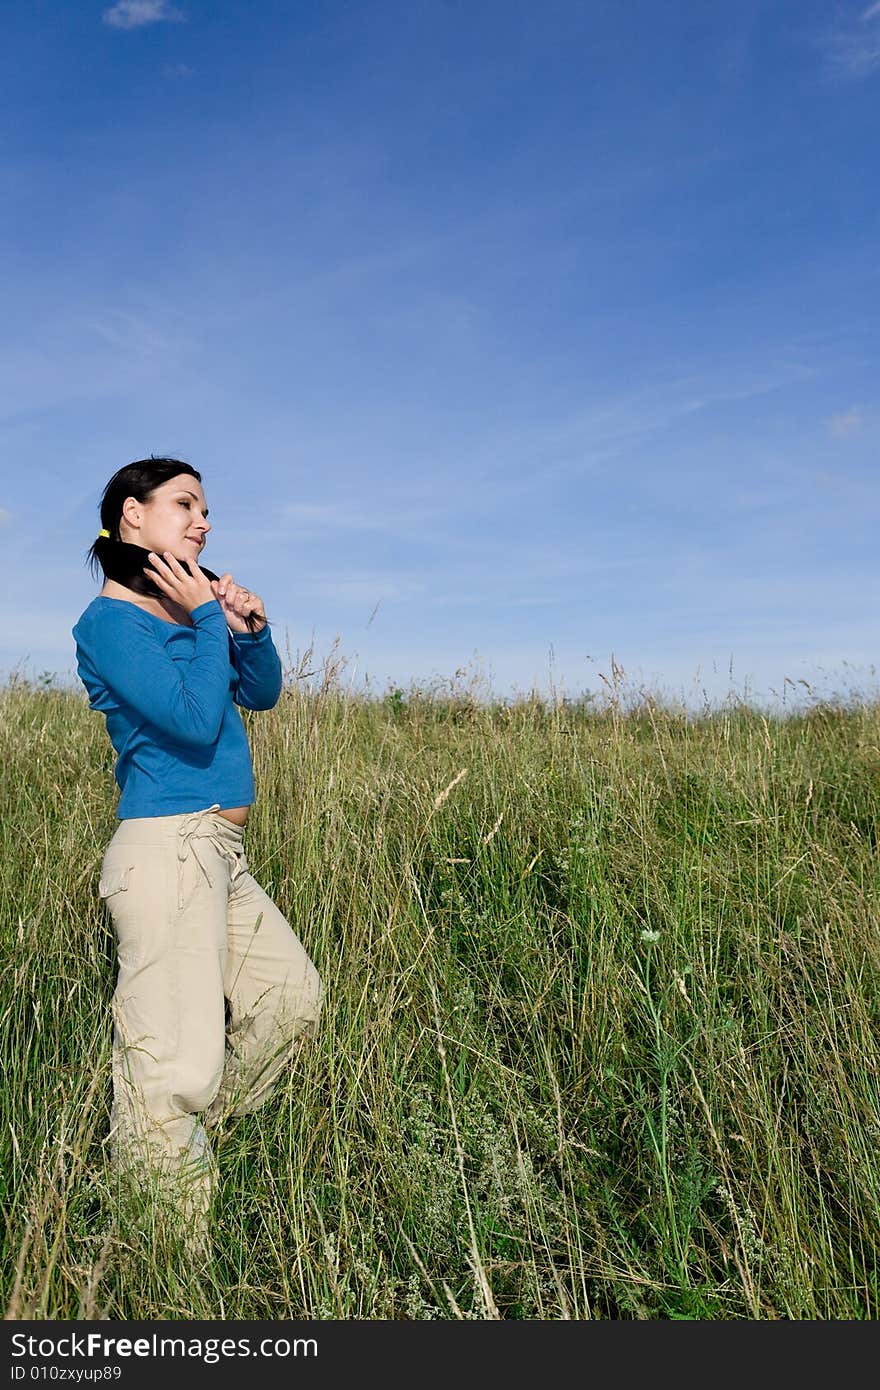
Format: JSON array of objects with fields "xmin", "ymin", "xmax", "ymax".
[{"xmin": 100, "ymin": 578, "xmax": 192, "ymax": 626}]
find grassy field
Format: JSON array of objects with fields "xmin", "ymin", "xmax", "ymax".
[{"xmin": 2, "ymin": 659, "xmax": 879, "ymax": 1320}]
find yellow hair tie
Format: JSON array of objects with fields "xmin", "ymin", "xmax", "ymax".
[{"xmin": 98, "ymin": 528, "xmax": 110, "ymax": 539}]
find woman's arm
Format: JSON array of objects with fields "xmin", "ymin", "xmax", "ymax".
[
  {"xmin": 230, "ymin": 623, "xmax": 283, "ymax": 711},
  {"xmin": 77, "ymin": 599, "xmax": 232, "ymax": 746}
]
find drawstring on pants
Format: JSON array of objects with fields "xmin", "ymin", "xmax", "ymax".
[{"xmin": 176, "ymin": 803, "xmax": 247, "ymax": 910}]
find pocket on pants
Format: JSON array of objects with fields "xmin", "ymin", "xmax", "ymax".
[
  {"xmin": 99, "ymin": 862, "xmax": 143, "ymax": 966},
  {"xmin": 99, "ymin": 865, "xmax": 133, "ymax": 900}
]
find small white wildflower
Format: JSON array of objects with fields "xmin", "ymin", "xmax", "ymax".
[{"xmin": 640, "ymin": 929, "xmax": 661, "ymax": 944}]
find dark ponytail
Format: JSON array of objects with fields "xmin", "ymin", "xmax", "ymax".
[{"xmin": 85, "ymin": 457, "xmax": 269, "ymax": 635}]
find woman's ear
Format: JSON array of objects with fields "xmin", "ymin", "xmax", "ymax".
[{"xmin": 120, "ymin": 496, "xmax": 141, "ymax": 537}]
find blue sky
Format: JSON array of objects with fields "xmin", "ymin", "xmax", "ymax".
[{"xmin": 2, "ymin": 0, "xmax": 878, "ymax": 711}]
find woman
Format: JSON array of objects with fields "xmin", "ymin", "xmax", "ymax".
[{"xmin": 72, "ymin": 456, "xmax": 322, "ymax": 1245}]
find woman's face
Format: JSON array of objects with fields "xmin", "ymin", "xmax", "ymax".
[{"xmin": 119, "ymin": 474, "xmax": 211, "ymax": 562}]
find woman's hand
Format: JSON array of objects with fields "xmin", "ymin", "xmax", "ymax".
[
  {"xmin": 210, "ymin": 572, "xmax": 267, "ymax": 634},
  {"xmin": 143, "ymin": 551, "xmax": 217, "ymax": 615}
]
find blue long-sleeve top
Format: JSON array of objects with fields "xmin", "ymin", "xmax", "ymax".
[{"xmin": 71, "ymin": 596, "xmax": 283, "ymax": 818}]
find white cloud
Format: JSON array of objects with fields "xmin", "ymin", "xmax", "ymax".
[
  {"xmin": 281, "ymin": 500, "xmax": 430, "ymax": 534},
  {"xmin": 828, "ymin": 406, "xmax": 863, "ymax": 437},
  {"xmin": 0, "ymin": 508, "xmax": 11, "ymax": 525},
  {"xmin": 307, "ymin": 573, "xmax": 425, "ymax": 604},
  {"xmin": 102, "ymin": 1, "xmax": 184, "ymax": 31},
  {"xmin": 820, "ymin": 5, "xmax": 880, "ymax": 79},
  {"xmin": 0, "ymin": 302, "xmax": 199, "ymax": 425}
]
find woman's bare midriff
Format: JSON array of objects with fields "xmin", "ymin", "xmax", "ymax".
[{"xmin": 99, "ymin": 584, "xmax": 250, "ymax": 828}]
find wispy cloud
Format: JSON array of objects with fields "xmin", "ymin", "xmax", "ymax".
[
  {"xmin": 819, "ymin": 4, "xmax": 880, "ymax": 79},
  {"xmin": 281, "ymin": 500, "xmax": 432, "ymax": 535},
  {"xmin": 0, "ymin": 508, "xmax": 11, "ymax": 525},
  {"xmin": 0, "ymin": 301, "xmax": 199, "ymax": 425},
  {"xmin": 102, "ymin": 1, "xmax": 185, "ymax": 31},
  {"xmin": 84, "ymin": 308, "xmax": 195, "ymax": 360},
  {"xmin": 828, "ymin": 406, "xmax": 863, "ymax": 437},
  {"xmin": 517, "ymin": 358, "xmax": 818, "ymax": 487},
  {"xmin": 306, "ymin": 572, "xmax": 425, "ymax": 604}
]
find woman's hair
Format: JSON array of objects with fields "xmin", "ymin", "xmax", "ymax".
[{"xmin": 86, "ymin": 456, "xmax": 267, "ymax": 634}]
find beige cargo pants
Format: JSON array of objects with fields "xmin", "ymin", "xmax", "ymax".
[{"xmin": 98, "ymin": 803, "xmax": 322, "ymax": 1237}]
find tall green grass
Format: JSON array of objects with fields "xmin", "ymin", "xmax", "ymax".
[{"xmin": 2, "ymin": 660, "xmax": 879, "ymax": 1319}]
